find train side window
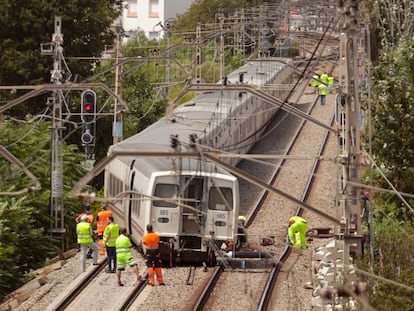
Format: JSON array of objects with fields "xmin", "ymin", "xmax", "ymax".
[
  {"xmin": 154, "ymin": 183, "xmax": 178, "ymax": 208},
  {"xmin": 208, "ymin": 187, "xmax": 233, "ymax": 211}
]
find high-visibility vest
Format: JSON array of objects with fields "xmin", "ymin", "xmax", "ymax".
[
  {"xmin": 312, "ymin": 75, "xmax": 319, "ymax": 87},
  {"xmin": 77, "ymin": 222, "xmax": 93, "ymax": 244},
  {"xmin": 318, "ymin": 84, "xmax": 328, "ymax": 96},
  {"xmin": 328, "ymin": 76, "xmax": 334, "ymax": 86},
  {"xmin": 320, "ymin": 73, "xmax": 329, "ymax": 85},
  {"xmin": 116, "ymin": 234, "xmax": 133, "ymax": 258},
  {"xmin": 97, "ymin": 210, "xmax": 112, "ymax": 235},
  {"xmin": 142, "ymin": 232, "xmax": 160, "ymax": 249},
  {"xmin": 288, "ymin": 216, "xmax": 307, "ymax": 249},
  {"xmin": 104, "ymin": 223, "xmax": 120, "ymax": 247}
]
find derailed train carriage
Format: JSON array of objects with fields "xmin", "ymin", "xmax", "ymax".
[{"xmin": 105, "ymin": 57, "xmax": 294, "ymax": 266}]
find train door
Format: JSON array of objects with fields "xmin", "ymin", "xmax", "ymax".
[
  {"xmin": 126, "ymin": 160, "xmax": 136, "ymax": 234},
  {"xmin": 205, "ymin": 181, "xmax": 234, "ymax": 240},
  {"xmin": 181, "ymin": 177, "xmax": 205, "ymax": 235}
]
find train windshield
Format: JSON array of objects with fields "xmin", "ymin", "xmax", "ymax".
[
  {"xmin": 208, "ymin": 187, "xmax": 233, "ymax": 211},
  {"xmin": 153, "ymin": 183, "xmax": 178, "ymax": 208}
]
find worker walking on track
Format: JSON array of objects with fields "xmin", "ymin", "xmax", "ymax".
[
  {"xmin": 288, "ymin": 216, "xmax": 308, "ymax": 250},
  {"xmin": 115, "ymin": 228, "xmax": 141, "ymax": 286},
  {"xmin": 97, "ymin": 205, "xmax": 112, "ymax": 255},
  {"xmin": 103, "ymin": 216, "xmax": 119, "ymax": 273},
  {"xmin": 142, "ymin": 224, "xmax": 165, "ymax": 286},
  {"xmin": 76, "ymin": 215, "xmax": 99, "ymax": 272}
]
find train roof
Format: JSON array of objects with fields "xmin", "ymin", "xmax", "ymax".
[{"xmin": 107, "ymin": 57, "xmax": 291, "ymax": 178}]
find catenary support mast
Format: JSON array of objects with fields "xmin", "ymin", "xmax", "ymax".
[
  {"xmin": 41, "ymin": 17, "xmax": 66, "ymax": 249},
  {"xmin": 337, "ymin": 0, "xmax": 363, "ymax": 274}
]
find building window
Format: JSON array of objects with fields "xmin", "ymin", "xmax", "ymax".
[
  {"xmin": 149, "ymin": 0, "xmax": 159, "ymax": 17},
  {"xmin": 127, "ymin": 0, "xmax": 138, "ymax": 17},
  {"xmin": 149, "ymin": 31, "xmax": 159, "ymax": 40}
]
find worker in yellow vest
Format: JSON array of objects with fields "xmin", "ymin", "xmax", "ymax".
[
  {"xmin": 76, "ymin": 215, "xmax": 99, "ymax": 272},
  {"xmin": 288, "ymin": 216, "xmax": 308, "ymax": 250},
  {"xmin": 103, "ymin": 216, "xmax": 119, "ymax": 273},
  {"xmin": 320, "ymin": 73, "xmax": 329, "ymax": 85},
  {"xmin": 328, "ymin": 75, "xmax": 334, "ymax": 91},
  {"xmin": 116, "ymin": 228, "xmax": 141, "ymax": 286},
  {"xmin": 318, "ymin": 83, "xmax": 329, "ymax": 105}
]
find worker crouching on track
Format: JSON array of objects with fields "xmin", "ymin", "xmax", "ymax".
[
  {"xmin": 142, "ymin": 224, "xmax": 165, "ymax": 286},
  {"xmin": 97, "ymin": 205, "xmax": 112, "ymax": 255},
  {"xmin": 115, "ymin": 228, "xmax": 141, "ymax": 286},
  {"xmin": 76, "ymin": 215, "xmax": 99, "ymax": 272},
  {"xmin": 288, "ymin": 216, "xmax": 308, "ymax": 250},
  {"xmin": 238, "ymin": 215, "xmax": 248, "ymax": 248}
]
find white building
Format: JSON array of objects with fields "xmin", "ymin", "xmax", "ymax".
[{"xmin": 121, "ymin": 0, "xmax": 194, "ymax": 40}]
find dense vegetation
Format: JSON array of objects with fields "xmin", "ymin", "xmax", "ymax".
[{"xmin": 359, "ymin": 0, "xmax": 414, "ymax": 309}]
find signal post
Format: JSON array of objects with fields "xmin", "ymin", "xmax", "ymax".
[
  {"xmin": 80, "ymin": 90, "xmax": 97, "ymax": 170},
  {"xmin": 336, "ymin": 0, "xmax": 364, "ymax": 279}
]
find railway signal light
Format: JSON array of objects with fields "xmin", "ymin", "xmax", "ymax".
[
  {"xmin": 81, "ymin": 128, "xmax": 93, "ymax": 145},
  {"xmin": 81, "ymin": 90, "xmax": 96, "ymax": 124}
]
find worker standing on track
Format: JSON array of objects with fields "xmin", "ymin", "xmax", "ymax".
[
  {"xmin": 288, "ymin": 216, "xmax": 308, "ymax": 250},
  {"xmin": 142, "ymin": 224, "xmax": 165, "ymax": 286},
  {"xmin": 318, "ymin": 83, "xmax": 328, "ymax": 105},
  {"xmin": 76, "ymin": 215, "xmax": 99, "ymax": 272},
  {"xmin": 103, "ymin": 216, "xmax": 119, "ymax": 273},
  {"xmin": 97, "ymin": 205, "xmax": 112, "ymax": 256},
  {"xmin": 115, "ymin": 228, "xmax": 141, "ymax": 286},
  {"xmin": 320, "ymin": 73, "xmax": 329, "ymax": 85},
  {"xmin": 75, "ymin": 204, "xmax": 95, "ymax": 258}
]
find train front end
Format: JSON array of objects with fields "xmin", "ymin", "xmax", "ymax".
[{"xmin": 148, "ymin": 166, "xmax": 239, "ymax": 266}]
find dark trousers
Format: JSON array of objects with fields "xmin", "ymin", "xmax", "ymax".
[
  {"xmin": 145, "ymin": 248, "xmax": 162, "ymax": 268},
  {"xmin": 106, "ymin": 246, "xmax": 117, "ymax": 272}
]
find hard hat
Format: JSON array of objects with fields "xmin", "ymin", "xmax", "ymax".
[
  {"xmin": 238, "ymin": 215, "xmax": 246, "ymax": 221},
  {"xmin": 80, "ymin": 215, "xmax": 88, "ymax": 222}
]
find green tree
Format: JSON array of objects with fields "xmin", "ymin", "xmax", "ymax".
[
  {"xmin": 0, "ymin": 0, "xmax": 122, "ymax": 117},
  {"xmin": 174, "ymin": 0, "xmax": 260, "ymax": 32},
  {"xmin": 368, "ymin": 39, "xmax": 414, "ymax": 219},
  {"xmin": 0, "ymin": 120, "xmax": 88, "ymax": 300}
]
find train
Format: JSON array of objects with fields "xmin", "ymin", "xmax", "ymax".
[{"xmin": 104, "ymin": 57, "xmax": 294, "ymax": 266}]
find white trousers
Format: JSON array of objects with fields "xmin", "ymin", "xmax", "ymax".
[{"xmin": 80, "ymin": 242, "xmax": 99, "ymax": 272}]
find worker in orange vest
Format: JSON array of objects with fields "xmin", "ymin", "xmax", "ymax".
[
  {"xmin": 142, "ymin": 224, "xmax": 165, "ymax": 286},
  {"xmin": 96, "ymin": 205, "xmax": 112, "ymax": 255},
  {"xmin": 75, "ymin": 204, "xmax": 94, "ymax": 224}
]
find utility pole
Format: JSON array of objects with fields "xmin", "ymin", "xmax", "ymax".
[
  {"xmin": 194, "ymin": 23, "xmax": 202, "ymax": 84},
  {"xmin": 41, "ymin": 17, "xmax": 66, "ymax": 249},
  {"xmin": 113, "ymin": 23, "xmax": 124, "ymax": 144},
  {"xmin": 336, "ymin": 0, "xmax": 363, "ymax": 277}
]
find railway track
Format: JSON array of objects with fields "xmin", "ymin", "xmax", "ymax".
[
  {"xmin": 46, "ymin": 252, "xmax": 148, "ymax": 311},
  {"xmin": 186, "ymin": 57, "xmax": 339, "ymax": 310}
]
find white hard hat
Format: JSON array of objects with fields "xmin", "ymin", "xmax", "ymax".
[{"xmin": 80, "ymin": 215, "xmax": 88, "ymax": 222}]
